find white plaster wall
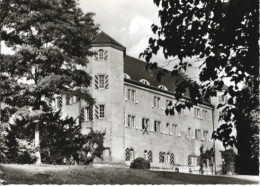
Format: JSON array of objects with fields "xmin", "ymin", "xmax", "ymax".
[{"xmin": 124, "ymin": 83, "xmax": 214, "ymax": 172}]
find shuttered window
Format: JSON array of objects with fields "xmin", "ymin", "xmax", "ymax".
[{"xmin": 95, "ymin": 75, "xmax": 109, "ymax": 89}]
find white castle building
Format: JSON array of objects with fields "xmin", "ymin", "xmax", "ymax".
[{"xmin": 53, "ymin": 31, "xmax": 218, "ymax": 174}]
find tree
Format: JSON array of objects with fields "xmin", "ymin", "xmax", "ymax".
[
  {"xmin": 5, "ymin": 111, "xmax": 107, "ymax": 164},
  {"xmin": 0, "ymin": 0, "xmax": 99, "ymax": 164},
  {"xmin": 199, "ymin": 146, "xmax": 215, "ymax": 175},
  {"xmin": 141, "ymin": 0, "xmax": 258, "ymax": 174},
  {"xmin": 220, "ymin": 149, "xmax": 236, "ymax": 175}
]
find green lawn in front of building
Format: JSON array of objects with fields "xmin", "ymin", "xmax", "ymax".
[{"xmin": 0, "ymin": 164, "xmax": 258, "ymax": 185}]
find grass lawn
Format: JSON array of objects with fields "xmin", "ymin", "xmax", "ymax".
[{"xmin": 0, "ymin": 164, "xmax": 259, "ymax": 184}]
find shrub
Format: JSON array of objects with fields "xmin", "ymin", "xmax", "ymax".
[{"xmin": 130, "ymin": 157, "xmax": 150, "ymax": 169}]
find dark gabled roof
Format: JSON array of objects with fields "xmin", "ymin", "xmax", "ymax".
[
  {"xmin": 92, "ymin": 31, "xmax": 126, "ymax": 53},
  {"xmin": 124, "ymin": 55, "xmax": 212, "ymax": 106},
  {"xmin": 124, "ymin": 55, "xmax": 189, "ymax": 97}
]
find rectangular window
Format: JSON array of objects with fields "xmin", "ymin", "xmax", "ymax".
[
  {"xmin": 172, "ymin": 124, "xmax": 178, "ymax": 136},
  {"xmin": 126, "ymin": 88, "xmax": 136, "ymax": 103},
  {"xmin": 142, "ymin": 118, "xmax": 149, "ymax": 130},
  {"xmin": 127, "ymin": 89, "xmax": 131, "ymax": 100},
  {"xmin": 187, "ymin": 128, "xmax": 191, "ymax": 138},
  {"xmin": 127, "ymin": 115, "xmax": 131, "ymax": 127},
  {"xmin": 194, "ymin": 108, "xmax": 202, "ymax": 119},
  {"xmin": 129, "ymin": 151, "xmax": 134, "ymax": 161},
  {"xmin": 131, "ymin": 90, "xmax": 135, "ymax": 102},
  {"xmin": 166, "ymin": 154, "xmax": 170, "ymax": 163},
  {"xmin": 127, "ymin": 115, "xmax": 136, "ymax": 128},
  {"xmin": 165, "ymin": 123, "xmax": 170, "ymax": 134},
  {"xmin": 84, "ymin": 107, "xmax": 89, "ymax": 121},
  {"xmin": 153, "ymin": 96, "xmax": 161, "ymax": 108},
  {"xmin": 154, "ymin": 120, "xmax": 161, "ymax": 132},
  {"xmin": 99, "ymin": 105, "xmax": 105, "ymax": 118},
  {"xmin": 99, "ymin": 75, "xmax": 105, "ymax": 89}
]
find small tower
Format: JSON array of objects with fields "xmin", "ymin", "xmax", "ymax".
[{"xmin": 86, "ymin": 31, "xmax": 126, "ymax": 165}]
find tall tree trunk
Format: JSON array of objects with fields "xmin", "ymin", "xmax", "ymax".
[{"xmin": 35, "ymin": 122, "xmax": 41, "ymax": 165}]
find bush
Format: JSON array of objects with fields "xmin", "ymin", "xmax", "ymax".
[
  {"xmin": 4, "ymin": 111, "xmax": 107, "ymax": 164},
  {"xmin": 130, "ymin": 157, "xmax": 150, "ymax": 169}
]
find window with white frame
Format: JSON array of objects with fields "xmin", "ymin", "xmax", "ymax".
[
  {"xmin": 126, "ymin": 88, "xmax": 137, "ymax": 103},
  {"xmin": 166, "ymin": 153, "xmax": 170, "ymax": 163},
  {"xmin": 84, "ymin": 107, "xmax": 89, "ymax": 121},
  {"xmin": 127, "ymin": 115, "xmax": 136, "ymax": 128},
  {"xmin": 142, "ymin": 118, "xmax": 149, "ymax": 130},
  {"xmin": 187, "ymin": 128, "xmax": 191, "ymax": 138},
  {"xmin": 195, "ymin": 129, "xmax": 202, "ymax": 140},
  {"xmin": 144, "ymin": 150, "xmax": 148, "ymax": 160},
  {"xmin": 98, "ymin": 75, "xmax": 105, "ymax": 89},
  {"xmin": 95, "ymin": 74, "xmax": 109, "ymax": 89},
  {"xmin": 99, "ymin": 104, "xmax": 105, "ymax": 118},
  {"xmin": 98, "ymin": 49, "xmax": 104, "ymax": 60},
  {"xmin": 154, "ymin": 120, "xmax": 161, "ymax": 132},
  {"xmin": 202, "ymin": 110, "xmax": 208, "ymax": 120},
  {"xmin": 129, "ymin": 149, "xmax": 134, "ymax": 161},
  {"xmin": 164, "ymin": 123, "xmax": 170, "ymax": 134},
  {"xmin": 172, "ymin": 124, "xmax": 178, "ymax": 136},
  {"xmin": 140, "ymin": 79, "xmax": 150, "ymax": 85},
  {"xmin": 194, "ymin": 108, "xmax": 201, "ymax": 119},
  {"xmin": 153, "ymin": 96, "xmax": 161, "ymax": 108},
  {"xmin": 202, "ymin": 131, "xmax": 209, "ymax": 141}
]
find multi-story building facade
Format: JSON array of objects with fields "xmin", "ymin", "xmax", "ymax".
[{"xmin": 54, "ymin": 31, "xmax": 216, "ymax": 174}]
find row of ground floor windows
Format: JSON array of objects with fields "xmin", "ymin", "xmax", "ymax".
[
  {"xmin": 125, "ymin": 148, "xmax": 200, "ymax": 166},
  {"xmin": 125, "ymin": 148, "xmax": 174, "ymax": 164}
]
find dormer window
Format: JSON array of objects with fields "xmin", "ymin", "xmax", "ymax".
[
  {"xmin": 98, "ymin": 49, "xmax": 104, "ymax": 60},
  {"xmin": 140, "ymin": 79, "xmax": 150, "ymax": 85},
  {"xmin": 124, "ymin": 73, "xmax": 131, "ymax": 79},
  {"xmin": 158, "ymin": 85, "xmax": 168, "ymax": 91}
]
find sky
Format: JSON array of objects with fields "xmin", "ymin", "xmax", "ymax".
[
  {"xmin": 79, "ymin": 0, "xmax": 160, "ymax": 60},
  {"xmin": 79, "ymin": 0, "xmax": 202, "ymax": 80},
  {"xmin": 0, "ymin": 0, "xmax": 202, "ymax": 80}
]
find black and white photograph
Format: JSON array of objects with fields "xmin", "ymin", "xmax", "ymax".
[{"xmin": 0, "ymin": 0, "xmax": 259, "ymax": 185}]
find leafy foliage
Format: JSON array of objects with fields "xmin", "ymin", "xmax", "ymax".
[
  {"xmin": 0, "ymin": 0, "xmax": 99, "ymax": 163},
  {"xmin": 199, "ymin": 145, "xmax": 215, "ymax": 175},
  {"xmin": 130, "ymin": 157, "xmax": 150, "ymax": 169},
  {"xmin": 220, "ymin": 149, "xmax": 236, "ymax": 175},
  {"xmin": 4, "ymin": 112, "xmax": 107, "ymax": 164},
  {"xmin": 141, "ymin": 0, "xmax": 259, "ymax": 174}
]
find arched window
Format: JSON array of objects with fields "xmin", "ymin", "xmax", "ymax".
[
  {"xmin": 148, "ymin": 151, "xmax": 153, "ymax": 163},
  {"xmin": 144, "ymin": 150, "xmax": 148, "ymax": 160},
  {"xmin": 139, "ymin": 79, "xmax": 150, "ymax": 85},
  {"xmin": 170, "ymin": 153, "xmax": 175, "ymax": 165},
  {"xmin": 158, "ymin": 85, "xmax": 168, "ymax": 91},
  {"xmin": 124, "ymin": 73, "xmax": 131, "ymax": 79},
  {"xmin": 98, "ymin": 49, "xmax": 104, "ymax": 60},
  {"xmin": 125, "ymin": 148, "xmax": 130, "ymax": 161}
]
